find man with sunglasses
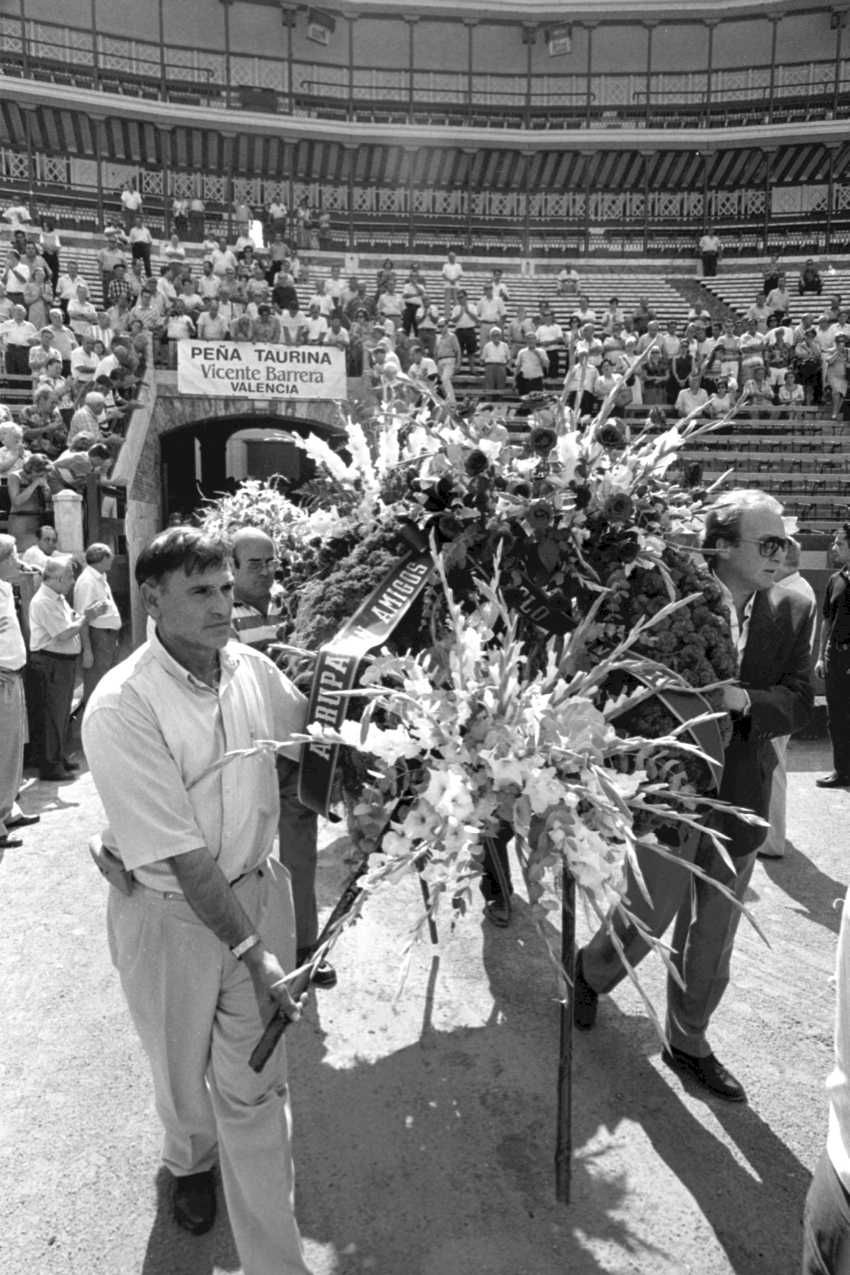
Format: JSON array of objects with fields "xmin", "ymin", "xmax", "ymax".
[{"xmin": 573, "ymin": 489, "xmax": 815, "ymax": 1103}]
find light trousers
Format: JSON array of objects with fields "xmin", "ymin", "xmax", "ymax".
[
  {"xmin": 762, "ymin": 735, "xmax": 789, "ymax": 857},
  {"xmin": 0, "ymin": 671, "xmax": 25, "ymax": 837},
  {"xmin": 107, "ymin": 858, "xmax": 312, "ymax": 1275},
  {"xmin": 582, "ymin": 830, "xmax": 758, "ymax": 1056}
]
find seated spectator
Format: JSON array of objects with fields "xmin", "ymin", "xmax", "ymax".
[
  {"xmin": 572, "ymin": 294, "xmax": 596, "ymax": 326},
  {"xmin": 376, "ymin": 284, "xmax": 403, "ymax": 328},
  {"xmin": 178, "ymin": 277, "xmax": 202, "ymax": 318},
  {"xmin": 68, "ymin": 284, "xmax": 97, "ymax": 339},
  {"xmin": 7, "ymin": 451, "xmax": 53, "ymax": 548},
  {"xmin": 777, "ymin": 370, "xmax": 805, "ymax": 415},
  {"xmin": 799, "ymin": 259, "xmax": 823, "ymax": 296},
  {"xmin": 505, "ymin": 305, "xmax": 535, "ymax": 359},
  {"xmin": 592, "ymin": 359, "xmax": 632, "ymax": 412},
  {"xmin": 574, "ymin": 322, "xmax": 604, "ymax": 370},
  {"xmin": 600, "ymin": 298, "xmax": 624, "ymax": 335},
  {"xmin": 766, "ymin": 326, "xmax": 793, "ymax": 390},
  {"xmin": 631, "ymin": 297, "xmax": 656, "ymax": 336},
  {"xmin": 230, "ymin": 311, "xmax": 253, "ymax": 342},
  {"xmin": 197, "ymin": 298, "xmax": 229, "ymax": 340},
  {"xmin": 675, "ymin": 372, "xmax": 709, "ymax": 417},
  {"xmin": 738, "ymin": 319, "xmax": 766, "ymax": 376},
  {"xmin": 0, "ymin": 283, "xmax": 12, "ymax": 324},
  {"xmin": 766, "ymin": 275, "xmax": 791, "ymax": 323},
  {"xmin": 406, "ymin": 344, "xmax": 438, "ymax": 397},
  {"xmin": 659, "ymin": 320, "xmax": 681, "ymax": 361},
  {"xmin": 513, "ymin": 334, "xmax": 549, "ymax": 397},
  {"xmin": 636, "ymin": 319, "xmax": 661, "ymax": 355},
  {"xmin": 20, "ymin": 389, "xmax": 66, "ymax": 459},
  {"xmin": 490, "ymin": 268, "xmax": 510, "ymax": 303},
  {"xmin": 481, "ymin": 327, "xmax": 510, "ymax": 392},
  {"xmin": 280, "ymin": 304, "xmax": 306, "ymax": 346},
  {"xmin": 97, "ymin": 234, "xmax": 127, "ymax": 300},
  {"xmin": 740, "ymin": 364, "xmax": 776, "ymax": 415},
  {"xmin": 209, "ymin": 236, "xmax": 238, "ymax": 278},
  {"xmin": 557, "ymin": 263, "xmax": 580, "ymax": 296},
  {"xmin": 706, "ymin": 375, "xmax": 737, "ymax": 418},
  {"xmin": 28, "ymin": 328, "xmax": 62, "ymax": 381},
  {"xmin": 68, "ymin": 391, "xmax": 110, "ymax": 444},
  {"xmin": 792, "ymin": 325, "xmax": 823, "ymax": 404},
  {"xmin": 639, "ymin": 345, "xmax": 670, "ymax": 406},
  {"xmin": 0, "ymin": 420, "xmax": 26, "ymax": 476},
  {"xmin": 197, "ymin": 260, "xmax": 220, "ymax": 304},
  {"xmin": 21, "ymin": 523, "xmax": 57, "ymax": 573}
]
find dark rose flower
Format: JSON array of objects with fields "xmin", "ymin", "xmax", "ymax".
[
  {"xmin": 604, "ymin": 492, "xmax": 634, "ymax": 523},
  {"xmin": 648, "ymin": 406, "xmax": 667, "ymax": 427},
  {"xmin": 573, "ymin": 485, "xmax": 591, "ymax": 509},
  {"xmin": 434, "ymin": 475, "xmax": 455, "ymax": 504},
  {"xmin": 529, "ymin": 425, "xmax": 557, "ymax": 455},
  {"xmin": 617, "ymin": 533, "xmax": 640, "ymax": 564},
  {"xmin": 437, "ymin": 513, "xmax": 463, "ymax": 540},
  {"xmin": 528, "ymin": 500, "xmax": 553, "ymax": 529},
  {"xmin": 464, "ymin": 448, "xmax": 489, "ymax": 476},
  {"xmin": 598, "ymin": 419, "xmax": 627, "ymax": 449},
  {"xmin": 511, "ymin": 481, "xmax": 532, "ymax": 499}
]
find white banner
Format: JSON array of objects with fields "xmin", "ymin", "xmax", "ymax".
[{"xmin": 177, "ymin": 341, "xmax": 348, "ymax": 400}]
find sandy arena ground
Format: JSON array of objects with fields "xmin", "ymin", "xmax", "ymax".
[{"xmin": 0, "ymin": 736, "xmax": 844, "ymax": 1275}]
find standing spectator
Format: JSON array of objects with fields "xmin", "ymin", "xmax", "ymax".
[
  {"xmin": 698, "ymin": 226, "xmax": 721, "ymax": 276},
  {"xmin": 450, "ymin": 289, "xmax": 478, "ymax": 372},
  {"xmin": 776, "ymin": 370, "xmax": 805, "ymax": 415},
  {"xmin": 69, "ymin": 332, "xmax": 99, "ymax": 393},
  {"xmin": 97, "ymin": 232, "xmax": 127, "ymax": 305},
  {"xmin": 513, "ymin": 334, "xmax": 549, "ymax": 396},
  {"xmin": 166, "ymin": 301, "xmax": 196, "ymax": 368},
  {"xmin": 600, "ymin": 297, "xmax": 625, "ymax": 335},
  {"xmin": 766, "ymin": 274, "xmax": 791, "ymax": 324},
  {"xmin": 38, "ymin": 218, "xmax": 61, "ymax": 292},
  {"xmin": 490, "ymin": 268, "xmax": 510, "ymax": 303},
  {"xmin": 55, "ymin": 260, "xmax": 86, "ymax": 322},
  {"xmin": 303, "ymin": 300, "xmax": 328, "ymax": 345},
  {"xmin": 401, "ymin": 269, "xmax": 426, "ymax": 337},
  {"xmin": 826, "ymin": 336, "xmax": 848, "ymax": 421},
  {"xmin": 434, "ymin": 319, "xmax": 461, "ymax": 403},
  {"xmin": 252, "ymin": 302, "xmax": 281, "ymax": 344},
  {"xmin": 762, "ymin": 255, "xmax": 783, "ymax": 296},
  {"xmin": 740, "ymin": 364, "xmax": 776, "ymax": 415},
  {"xmin": 1, "ymin": 304, "xmax": 38, "ymax": 380},
  {"xmin": 0, "ymin": 535, "xmax": 39, "ymax": 849},
  {"xmin": 163, "ymin": 233, "xmax": 186, "ymax": 265},
  {"xmin": 481, "ymin": 327, "xmax": 510, "ymax": 392},
  {"xmin": 188, "ymin": 194, "xmax": 206, "ymax": 242},
  {"xmin": 106, "ymin": 262, "xmax": 134, "ymax": 311},
  {"xmin": 81, "ymin": 527, "xmax": 314, "ymax": 1267},
  {"xmin": 128, "ymin": 216, "xmax": 153, "ymax": 278},
  {"xmin": 197, "ymin": 298, "xmax": 229, "ymax": 340},
  {"xmin": 267, "ymin": 197, "xmax": 288, "ymax": 239},
  {"xmin": 815, "ymin": 523, "xmax": 850, "ymax": 788},
  {"xmin": 171, "ymin": 195, "xmax": 189, "ymax": 239},
  {"xmin": 28, "ymin": 329, "xmax": 61, "ymax": 381},
  {"xmin": 572, "ymin": 294, "xmax": 597, "ymax": 327},
  {"xmin": 476, "ymin": 283, "xmax": 506, "ymax": 353},
  {"xmin": 406, "ymin": 344, "xmax": 438, "ymax": 396},
  {"xmin": 3, "ymin": 248, "xmax": 29, "ymax": 305},
  {"xmin": 563, "ymin": 354, "xmax": 598, "ymax": 416},
  {"xmin": 119, "ymin": 181, "xmax": 142, "ymax": 233},
  {"xmin": 505, "ymin": 305, "xmax": 535, "ymax": 360},
  {"xmin": 557, "ymin": 263, "xmax": 580, "ymax": 296},
  {"xmin": 765, "ymin": 326, "xmax": 793, "ymax": 392},
  {"xmin": 74, "ymin": 542, "xmax": 121, "ymax": 706},
  {"xmin": 209, "ymin": 237, "xmax": 238, "ymax": 278},
  {"xmin": 746, "ymin": 292, "xmax": 770, "ymax": 333},
  {"xmin": 441, "ymin": 251, "xmax": 463, "ymax": 316},
  {"xmin": 535, "ymin": 306, "xmax": 565, "ymax": 379},
  {"xmin": 295, "ymin": 195, "xmax": 312, "ymax": 248},
  {"xmin": 67, "ymin": 284, "xmax": 98, "ymax": 340},
  {"xmin": 29, "ymin": 553, "xmax": 106, "ymax": 779},
  {"xmin": 799, "ymin": 259, "xmax": 823, "ymax": 296}
]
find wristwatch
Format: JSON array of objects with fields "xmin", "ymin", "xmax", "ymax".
[{"xmin": 231, "ymin": 932, "xmax": 261, "ymax": 960}]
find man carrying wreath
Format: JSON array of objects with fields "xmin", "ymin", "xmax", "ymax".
[{"xmin": 573, "ymin": 490, "xmax": 815, "ymax": 1104}]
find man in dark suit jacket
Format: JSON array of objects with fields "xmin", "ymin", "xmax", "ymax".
[{"xmin": 573, "ymin": 489, "xmax": 815, "ymax": 1104}]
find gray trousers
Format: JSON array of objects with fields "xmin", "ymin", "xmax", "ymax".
[
  {"xmin": 582, "ymin": 829, "xmax": 758, "ymax": 1056},
  {"xmin": 0, "ymin": 670, "xmax": 26, "ymax": 837},
  {"xmin": 277, "ymin": 761, "xmax": 318, "ymax": 954}
]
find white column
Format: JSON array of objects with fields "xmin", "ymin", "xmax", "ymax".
[{"xmin": 52, "ymin": 490, "xmax": 85, "ymax": 556}]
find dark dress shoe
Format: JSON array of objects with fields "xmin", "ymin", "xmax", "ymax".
[
  {"xmin": 662, "ymin": 1046, "xmax": 746, "ymax": 1103},
  {"xmin": 483, "ymin": 895, "xmax": 511, "ymax": 928},
  {"xmin": 61, "ymin": 758, "xmax": 80, "ymax": 771},
  {"xmin": 39, "ymin": 769, "xmax": 73, "ymax": 782},
  {"xmin": 572, "ymin": 950, "xmax": 599, "ymax": 1031},
  {"xmin": 171, "ymin": 1169, "xmax": 216, "ymax": 1235},
  {"xmin": 816, "ymin": 773, "xmax": 850, "ymax": 788},
  {"xmin": 6, "ymin": 813, "xmax": 40, "ymax": 828},
  {"xmin": 0, "ymin": 835, "xmax": 24, "ymax": 849}
]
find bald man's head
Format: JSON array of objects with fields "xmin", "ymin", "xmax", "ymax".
[{"xmin": 230, "ymin": 527, "xmax": 278, "ymax": 613}]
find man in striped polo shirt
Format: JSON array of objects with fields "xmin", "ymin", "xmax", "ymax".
[{"xmin": 231, "ymin": 526, "xmax": 336, "ymax": 989}]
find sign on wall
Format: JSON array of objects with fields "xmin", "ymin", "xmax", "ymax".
[{"xmin": 177, "ymin": 342, "xmax": 348, "ymax": 401}]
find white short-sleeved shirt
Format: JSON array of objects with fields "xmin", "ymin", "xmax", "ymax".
[
  {"xmin": 29, "ymin": 583, "xmax": 81, "ymax": 655},
  {"xmin": 82, "ymin": 632, "xmax": 307, "ymax": 890},
  {"xmin": 0, "ymin": 581, "xmax": 26, "ymax": 669},
  {"xmin": 73, "ymin": 564, "xmax": 121, "ymax": 631}
]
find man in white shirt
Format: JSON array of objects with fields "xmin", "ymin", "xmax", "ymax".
[
  {"xmin": 698, "ymin": 227, "xmax": 721, "ymax": 276},
  {"xmin": 21, "ymin": 524, "xmax": 58, "ymax": 574},
  {"xmin": 209, "ymin": 237, "xmax": 239, "ymax": 278},
  {"xmin": 304, "ymin": 301, "xmax": 328, "ymax": 344},
  {"xmin": 0, "ymin": 535, "xmax": 40, "ymax": 848},
  {"xmin": 476, "ymin": 283, "xmax": 505, "ymax": 351},
  {"xmin": 82, "ymin": 527, "xmax": 313, "ymax": 1268},
  {"xmin": 676, "ymin": 372, "xmax": 710, "ymax": 416},
  {"xmin": 572, "ymin": 295, "xmax": 597, "ymax": 326},
  {"xmin": 441, "ymin": 251, "xmax": 463, "ymax": 315},
  {"xmin": 69, "ymin": 334, "xmax": 99, "ymax": 391},
  {"xmin": 197, "ymin": 298, "xmax": 229, "ymax": 340},
  {"xmin": 74, "ymin": 542, "xmax": 122, "ymax": 705},
  {"xmin": 29, "ymin": 554, "xmax": 106, "ymax": 780}
]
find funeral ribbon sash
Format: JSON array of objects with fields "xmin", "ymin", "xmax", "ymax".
[{"xmin": 298, "ymin": 552, "xmax": 434, "ymax": 815}]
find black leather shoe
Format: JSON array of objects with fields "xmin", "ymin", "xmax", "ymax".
[
  {"xmin": 816, "ymin": 773, "xmax": 850, "ymax": 788},
  {"xmin": 483, "ymin": 894, "xmax": 511, "ymax": 928},
  {"xmin": 39, "ymin": 769, "xmax": 73, "ymax": 782},
  {"xmin": 662, "ymin": 1046, "xmax": 746, "ymax": 1103},
  {"xmin": 572, "ymin": 950, "xmax": 599, "ymax": 1032},
  {"xmin": 61, "ymin": 758, "xmax": 80, "ymax": 772},
  {"xmin": 172, "ymin": 1169, "xmax": 216, "ymax": 1235},
  {"xmin": 6, "ymin": 813, "xmax": 40, "ymax": 828},
  {"xmin": 0, "ymin": 835, "xmax": 23, "ymax": 849}
]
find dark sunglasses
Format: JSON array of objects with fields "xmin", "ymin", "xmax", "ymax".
[{"xmin": 739, "ymin": 536, "xmax": 788, "ymax": 557}]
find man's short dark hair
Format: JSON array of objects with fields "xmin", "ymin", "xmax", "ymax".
[{"xmin": 136, "ymin": 526, "xmax": 230, "ymax": 587}]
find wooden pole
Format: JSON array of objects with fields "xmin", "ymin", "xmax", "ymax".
[{"xmin": 554, "ymin": 865, "xmax": 576, "ymax": 1203}]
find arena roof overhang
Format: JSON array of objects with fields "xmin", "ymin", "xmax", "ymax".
[{"xmin": 277, "ymin": 0, "xmax": 836, "ymax": 20}]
